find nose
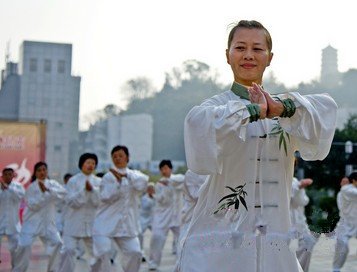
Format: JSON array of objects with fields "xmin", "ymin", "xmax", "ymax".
[{"xmin": 243, "ymin": 49, "xmax": 254, "ymax": 60}]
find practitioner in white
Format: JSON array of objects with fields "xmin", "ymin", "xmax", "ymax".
[
  {"xmin": 139, "ymin": 182, "xmax": 155, "ymax": 261},
  {"xmin": 149, "ymin": 160, "xmax": 184, "ymax": 271},
  {"xmin": 13, "ymin": 162, "xmax": 66, "ymax": 272},
  {"xmin": 92, "ymin": 145, "xmax": 149, "ymax": 272},
  {"xmin": 290, "ymin": 177, "xmax": 318, "ymax": 272},
  {"xmin": 332, "ymin": 172, "xmax": 357, "ymax": 272},
  {"xmin": 0, "ymin": 168, "xmax": 25, "ymax": 268},
  {"xmin": 58, "ymin": 153, "xmax": 101, "ymax": 272},
  {"xmin": 177, "ymin": 20, "xmax": 337, "ymax": 272}
]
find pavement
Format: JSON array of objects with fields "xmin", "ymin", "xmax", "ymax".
[{"xmin": 0, "ymin": 232, "xmax": 356, "ymax": 272}]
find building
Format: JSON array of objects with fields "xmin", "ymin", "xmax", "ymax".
[
  {"xmin": 320, "ymin": 45, "xmax": 341, "ymax": 88},
  {"xmin": 0, "ymin": 41, "xmax": 81, "ymax": 179},
  {"xmin": 80, "ymin": 113, "xmax": 153, "ymax": 171}
]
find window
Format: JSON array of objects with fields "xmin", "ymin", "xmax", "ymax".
[
  {"xmin": 57, "ymin": 60, "xmax": 65, "ymax": 74},
  {"xmin": 44, "ymin": 59, "xmax": 51, "ymax": 73},
  {"xmin": 29, "ymin": 58, "xmax": 37, "ymax": 72}
]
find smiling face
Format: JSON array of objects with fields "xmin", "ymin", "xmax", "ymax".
[
  {"xmin": 112, "ymin": 149, "xmax": 129, "ymax": 169},
  {"xmin": 81, "ymin": 159, "xmax": 96, "ymax": 175},
  {"xmin": 226, "ymin": 27, "xmax": 273, "ymax": 86}
]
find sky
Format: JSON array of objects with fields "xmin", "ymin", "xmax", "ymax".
[{"xmin": 1, "ymin": 0, "xmax": 356, "ymax": 127}]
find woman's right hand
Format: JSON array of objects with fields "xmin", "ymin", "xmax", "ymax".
[{"xmin": 248, "ymin": 83, "xmax": 267, "ymax": 119}]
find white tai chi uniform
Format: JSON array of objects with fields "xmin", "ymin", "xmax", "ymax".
[
  {"xmin": 92, "ymin": 168, "xmax": 148, "ymax": 272},
  {"xmin": 58, "ymin": 172, "xmax": 101, "ymax": 272},
  {"xmin": 0, "ymin": 181, "xmax": 25, "ymax": 268},
  {"xmin": 290, "ymin": 178, "xmax": 318, "ymax": 272},
  {"xmin": 176, "ymin": 89, "xmax": 337, "ymax": 272},
  {"xmin": 149, "ymin": 174, "xmax": 184, "ymax": 270},
  {"xmin": 332, "ymin": 183, "xmax": 357, "ymax": 271},
  {"xmin": 14, "ymin": 179, "xmax": 66, "ymax": 272},
  {"xmin": 138, "ymin": 193, "xmax": 155, "ymax": 252}
]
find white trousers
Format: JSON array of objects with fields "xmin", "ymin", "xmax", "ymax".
[
  {"xmin": 295, "ymin": 232, "xmax": 319, "ymax": 272},
  {"xmin": 58, "ymin": 235, "xmax": 100, "ymax": 272},
  {"xmin": 333, "ymin": 219, "xmax": 357, "ymax": 271},
  {"xmin": 13, "ymin": 231, "xmax": 62, "ymax": 272},
  {"xmin": 149, "ymin": 226, "xmax": 180, "ymax": 269},
  {"xmin": 93, "ymin": 235, "xmax": 142, "ymax": 272},
  {"xmin": 0, "ymin": 233, "xmax": 19, "ymax": 268}
]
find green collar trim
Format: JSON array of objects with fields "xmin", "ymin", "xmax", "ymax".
[{"xmin": 230, "ymin": 82, "xmax": 250, "ymax": 100}]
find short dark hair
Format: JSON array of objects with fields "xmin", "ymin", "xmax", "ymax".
[
  {"xmin": 227, "ymin": 20, "xmax": 272, "ymax": 52},
  {"xmin": 348, "ymin": 172, "xmax": 357, "ymax": 183},
  {"xmin": 159, "ymin": 159, "xmax": 172, "ymax": 169},
  {"xmin": 96, "ymin": 172, "xmax": 105, "ymax": 178},
  {"xmin": 63, "ymin": 173, "xmax": 72, "ymax": 180},
  {"xmin": 78, "ymin": 153, "xmax": 98, "ymax": 169},
  {"xmin": 111, "ymin": 145, "xmax": 129, "ymax": 157},
  {"xmin": 2, "ymin": 168, "xmax": 14, "ymax": 174}
]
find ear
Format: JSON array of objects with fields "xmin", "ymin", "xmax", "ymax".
[
  {"xmin": 226, "ymin": 49, "xmax": 230, "ymax": 65},
  {"xmin": 267, "ymin": 52, "xmax": 274, "ymax": 67}
]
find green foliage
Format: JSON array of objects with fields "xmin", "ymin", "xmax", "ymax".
[{"xmin": 124, "ymin": 60, "xmax": 223, "ymax": 160}]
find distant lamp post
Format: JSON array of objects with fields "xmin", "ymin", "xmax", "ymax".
[{"xmin": 345, "ymin": 141, "xmax": 353, "ymax": 176}]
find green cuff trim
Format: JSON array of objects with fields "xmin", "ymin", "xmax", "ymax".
[
  {"xmin": 246, "ymin": 104, "xmax": 260, "ymax": 122},
  {"xmin": 276, "ymin": 98, "xmax": 296, "ymax": 118}
]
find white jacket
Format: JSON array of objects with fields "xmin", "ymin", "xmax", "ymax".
[
  {"xmin": 0, "ymin": 181, "xmax": 25, "ymax": 235},
  {"xmin": 63, "ymin": 172, "xmax": 101, "ymax": 237},
  {"xmin": 21, "ymin": 179, "xmax": 66, "ymax": 235},
  {"xmin": 178, "ymin": 90, "xmax": 337, "ymax": 272},
  {"xmin": 92, "ymin": 168, "xmax": 148, "ymax": 237}
]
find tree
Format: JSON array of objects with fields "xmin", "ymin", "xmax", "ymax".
[{"xmin": 122, "ymin": 76, "xmax": 156, "ymax": 102}]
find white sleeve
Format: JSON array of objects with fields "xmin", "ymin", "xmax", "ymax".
[
  {"xmin": 100, "ymin": 174, "xmax": 122, "ymax": 204},
  {"xmin": 342, "ymin": 185, "xmax": 357, "ymax": 201},
  {"xmin": 128, "ymin": 170, "xmax": 149, "ymax": 193},
  {"xmin": 47, "ymin": 180, "xmax": 66, "ymax": 200},
  {"xmin": 26, "ymin": 186, "xmax": 51, "ymax": 211},
  {"xmin": 65, "ymin": 180, "xmax": 87, "ymax": 209},
  {"xmin": 9, "ymin": 182, "xmax": 25, "ymax": 201},
  {"xmin": 184, "ymin": 96, "xmax": 250, "ymax": 175},
  {"xmin": 279, "ymin": 92, "xmax": 337, "ymax": 161},
  {"xmin": 88, "ymin": 178, "xmax": 101, "ymax": 207},
  {"xmin": 290, "ymin": 178, "xmax": 309, "ymax": 208},
  {"xmin": 169, "ymin": 174, "xmax": 185, "ymax": 190}
]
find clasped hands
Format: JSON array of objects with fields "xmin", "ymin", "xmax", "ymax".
[
  {"xmin": 248, "ymin": 83, "xmax": 284, "ymax": 119},
  {"xmin": 109, "ymin": 168, "xmax": 127, "ymax": 183}
]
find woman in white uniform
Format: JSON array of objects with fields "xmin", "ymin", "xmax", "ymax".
[
  {"xmin": 177, "ymin": 20, "xmax": 337, "ymax": 272},
  {"xmin": 14, "ymin": 162, "xmax": 66, "ymax": 272}
]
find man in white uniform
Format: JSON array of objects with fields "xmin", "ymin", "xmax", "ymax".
[
  {"xmin": 149, "ymin": 160, "xmax": 184, "ymax": 270},
  {"xmin": 332, "ymin": 172, "xmax": 357, "ymax": 272},
  {"xmin": 177, "ymin": 20, "xmax": 337, "ymax": 272},
  {"xmin": 58, "ymin": 153, "xmax": 101, "ymax": 272},
  {"xmin": 290, "ymin": 177, "xmax": 318, "ymax": 272},
  {"xmin": 0, "ymin": 168, "xmax": 25, "ymax": 268},
  {"xmin": 92, "ymin": 145, "xmax": 149, "ymax": 272}
]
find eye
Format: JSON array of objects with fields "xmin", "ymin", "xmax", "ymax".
[
  {"xmin": 235, "ymin": 46, "xmax": 245, "ymax": 51},
  {"xmin": 254, "ymin": 48, "xmax": 264, "ymax": 51}
]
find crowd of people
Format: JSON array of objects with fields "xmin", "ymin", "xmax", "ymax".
[
  {"xmin": 0, "ymin": 155, "xmax": 356, "ymax": 272},
  {"xmin": 0, "ymin": 19, "xmax": 355, "ymax": 272}
]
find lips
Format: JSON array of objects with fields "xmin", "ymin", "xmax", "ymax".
[{"xmin": 241, "ymin": 63, "xmax": 256, "ymax": 69}]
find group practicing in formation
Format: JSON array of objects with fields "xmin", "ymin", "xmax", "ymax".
[{"xmin": 0, "ymin": 19, "xmax": 355, "ymax": 272}]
